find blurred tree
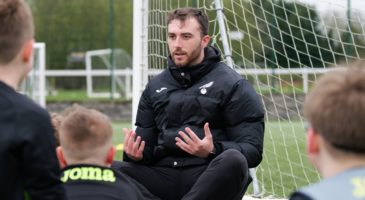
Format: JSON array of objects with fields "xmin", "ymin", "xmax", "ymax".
[
  {"xmin": 205, "ymin": 0, "xmax": 339, "ymax": 69},
  {"xmin": 320, "ymin": 9, "xmax": 365, "ymax": 61},
  {"xmin": 260, "ymin": 0, "xmax": 337, "ymax": 68},
  {"xmin": 29, "ymin": 0, "xmax": 133, "ymax": 70}
]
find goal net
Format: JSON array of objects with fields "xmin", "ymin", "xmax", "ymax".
[
  {"xmin": 85, "ymin": 48, "xmax": 132, "ymax": 99},
  {"xmin": 133, "ymin": 0, "xmax": 365, "ymax": 198},
  {"xmin": 20, "ymin": 42, "xmax": 46, "ymax": 107}
]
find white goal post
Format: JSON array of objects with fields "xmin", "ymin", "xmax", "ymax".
[
  {"xmin": 20, "ymin": 42, "xmax": 46, "ymax": 107},
  {"xmin": 133, "ymin": 0, "xmax": 365, "ymax": 199},
  {"xmin": 85, "ymin": 48, "xmax": 132, "ymax": 99}
]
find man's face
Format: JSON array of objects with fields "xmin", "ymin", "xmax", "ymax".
[{"xmin": 167, "ymin": 17, "xmax": 210, "ymax": 68}]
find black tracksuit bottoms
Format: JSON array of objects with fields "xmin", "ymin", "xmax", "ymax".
[{"xmin": 114, "ymin": 149, "xmax": 251, "ymax": 200}]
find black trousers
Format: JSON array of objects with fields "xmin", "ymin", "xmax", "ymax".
[{"xmin": 113, "ymin": 149, "xmax": 251, "ymax": 200}]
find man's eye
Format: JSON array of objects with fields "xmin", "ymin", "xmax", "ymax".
[{"xmin": 168, "ymin": 35, "xmax": 176, "ymax": 39}]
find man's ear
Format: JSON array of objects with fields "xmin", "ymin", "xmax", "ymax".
[
  {"xmin": 105, "ymin": 146, "xmax": 116, "ymax": 166},
  {"xmin": 56, "ymin": 146, "xmax": 67, "ymax": 169},
  {"xmin": 307, "ymin": 127, "xmax": 320, "ymax": 156},
  {"xmin": 22, "ymin": 39, "xmax": 34, "ymax": 63},
  {"xmin": 201, "ymin": 35, "xmax": 211, "ymax": 48}
]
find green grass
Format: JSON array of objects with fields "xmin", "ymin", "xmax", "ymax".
[
  {"xmin": 111, "ymin": 120, "xmax": 320, "ymax": 198},
  {"xmin": 254, "ymin": 121, "xmax": 320, "ymax": 198},
  {"xmin": 46, "ymin": 90, "xmax": 89, "ymax": 102},
  {"xmin": 112, "ymin": 121, "xmax": 132, "ymax": 160},
  {"xmin": 46, "ymin": 90, "xmax": 129, "ymax": 102}
]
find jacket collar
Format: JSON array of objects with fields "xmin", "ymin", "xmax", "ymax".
[{"xmin": 168, "ymin": 46, "xmax": 221, "ymax": 88}]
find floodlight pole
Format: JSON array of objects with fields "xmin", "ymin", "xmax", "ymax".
[{"xmin": 109, "ymin": 0, "xmax": 116, "ymax": 99}]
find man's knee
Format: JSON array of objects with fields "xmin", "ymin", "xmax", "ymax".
[{"xmin": 218, "ymin": 149, "xmax": 248, "ymax": 172}]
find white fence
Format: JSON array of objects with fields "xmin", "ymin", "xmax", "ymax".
[{"xmin": 44, "ymin": 67, "xmax": 331, "ymax": 97}]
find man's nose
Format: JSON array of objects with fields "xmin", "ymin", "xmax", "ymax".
[{"xmin": 174, "ymin": 36, "xmax": 183, "ymax": 48}]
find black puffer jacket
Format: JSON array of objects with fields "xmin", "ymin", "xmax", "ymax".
[{"xmin": 125, "ymin": 46, "xmax": 264, "ymax": 168}]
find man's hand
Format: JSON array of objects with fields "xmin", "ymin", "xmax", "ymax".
[
  {"xmin": 175, "ymin": 123, "xmax": 214, "ymax": 158},
  {"xmin": 123, "ymin": 128, "xmax": 145, "ymax": 161}
]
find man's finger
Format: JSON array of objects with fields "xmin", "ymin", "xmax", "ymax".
[
  {"xmin": 204, "ymin": 122, "xmax": 212, "ymax": 138},
  {"xmin": 138, "ymin": 141, "xmax": 145, "ymax": 154},
  {"xmin": 185, "ymin": 127, "xmax": 200, "ymax": 142},
  {"xmin": 123, "ymin": 129, "xmax": 133, "ymax": 154},
  {"xmin": 126, "ymin": 130, "xmax": 136, "ymax": 150},
  {"xmin": 175, "ymin": 137, "xmax": 191, "ymax": 154},
  {"xmin": 178, "ymin": 131, "xmax": 193, "ymax": 144},
  {"xmin": 132, "ymin": 136, "xmax": 142, "ymax": 154}
]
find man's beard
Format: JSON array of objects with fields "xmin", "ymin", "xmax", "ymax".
[{"xmin": 173, "ymin": 44, "xmax": 202, "ymax": 68}]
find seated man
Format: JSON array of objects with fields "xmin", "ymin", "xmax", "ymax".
[
  {"xmin": 56, "ymin": 105, "xmax": 160, "ymax": 200},
  {"xmin": 289, "ymin": 66, "xmax": 365, "ymax": 200},
  {"xmin": 116, "ymin": 7, "xmax": 264, "ymax": 200}
]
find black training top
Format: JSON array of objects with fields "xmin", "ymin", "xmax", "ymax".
[
  {"xmin": 0, "ymin": 81, "xmax": 65, "ymax": 200},
  {"xmin": 61, "ymin": 164, "xmax": 160, "ymax": 200}
]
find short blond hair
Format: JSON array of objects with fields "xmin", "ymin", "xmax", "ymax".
[
  {"xmin": 59, "ymin": 105, "xmax": 113, "ymax": 161},
  {"xmin": 304, "ymin": 66, "xmax": 365, "ymax": 153}
]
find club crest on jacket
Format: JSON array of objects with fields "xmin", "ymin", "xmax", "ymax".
[{"xmin": 199, "ymin": 81, "xmax": 214, "ymax": 94}]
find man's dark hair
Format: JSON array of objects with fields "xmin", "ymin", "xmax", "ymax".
[
  {"xmin": 0, "ymin": 0, "xmax": 34, "ymax": 64},
  {"xmin": 167, "ymin": 7, "xmax": 209, "ymax": 36}
]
